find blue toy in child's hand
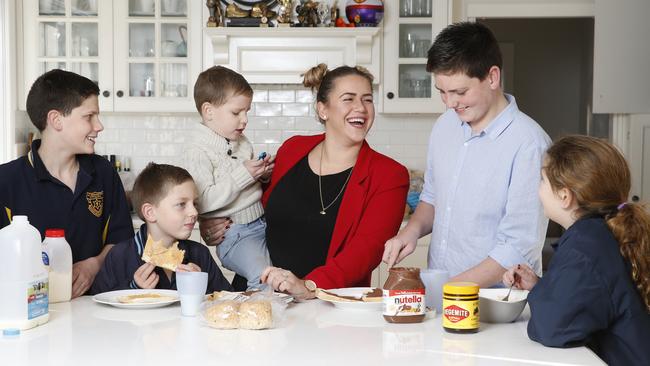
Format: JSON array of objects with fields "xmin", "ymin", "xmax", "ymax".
[{"xmin": 258, "ymin": 152, "xmax": 267, "ymax": 160}]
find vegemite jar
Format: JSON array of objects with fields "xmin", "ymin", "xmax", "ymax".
[
  {"xmin": 442, "ymin": 282, "xmax": 479, "ymax": 333},
  {"xmin": 382, "ymin": 267, "xmax": 425, "ymax": 323}
]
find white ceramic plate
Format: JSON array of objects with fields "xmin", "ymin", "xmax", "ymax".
[
  {"xmin": 319, "ymin": 287, "xmax": 383, "ymax": 311},
  {"xmin": 93, "ymin": 289, "xmax": 179, "ymax": 309}
]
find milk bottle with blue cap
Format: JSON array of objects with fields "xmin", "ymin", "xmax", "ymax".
[{"xmin": 0, "ymin": 215, "xmax": 49, "ymax": 330}]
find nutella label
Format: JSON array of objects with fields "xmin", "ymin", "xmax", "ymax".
[{"xmin": 382, "ymin": 289, "xmax": 425, "ymax": 317}]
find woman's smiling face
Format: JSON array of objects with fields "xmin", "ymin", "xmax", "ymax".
[{"xmin": 318, "ymin": 74, "xmax": 375, "ymax": 146}]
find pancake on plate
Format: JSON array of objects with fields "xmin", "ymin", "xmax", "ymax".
[{"xmin": 117, "ymin": 293, "xmax": 176, "ymax": 304}]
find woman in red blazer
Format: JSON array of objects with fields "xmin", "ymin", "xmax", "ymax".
[{"xmin": 260, "ymin": 64, "xmax": 409, "ymax": 300}]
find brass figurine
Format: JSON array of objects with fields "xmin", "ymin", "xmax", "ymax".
[
  {"xmin": 251, "ymin": 2, "xmax": 277, "ymax": 20},
  {"xmin": 206, "ymin": 0, "xmax": 224, "ymax": 27},
  {"xmin": 296, "ymin": 0, "xmax": 319, "ymax": 27},
  {"xmin": 277, "ymin": 0, "xmax": 294, "ymax": 25},
  {"xmin": 226, "ymin": 2, "xmax": 250, "ymax": 18}
]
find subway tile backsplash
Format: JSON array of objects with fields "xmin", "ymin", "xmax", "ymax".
[{"xmin": 81, "ymin": 85, "xmax": 438, "ymax": 175}]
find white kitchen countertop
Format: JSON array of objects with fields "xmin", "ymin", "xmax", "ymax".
[{"xmin": 0, "ymin": 297, "xmax": 604, "ymax": 366}]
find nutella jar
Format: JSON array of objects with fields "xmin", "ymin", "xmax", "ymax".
[
  {"xmin": 382, "ymin": 267, "xmax": 425, "ymax": 323},
  {"xmin": 442, "ymin": 282, "xmax": 479, "ymax": 333}
]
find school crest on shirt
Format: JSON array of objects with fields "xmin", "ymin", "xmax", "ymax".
[{"xmin": 86, "ymin": 191, "xmax": 104, "ymax": 217}]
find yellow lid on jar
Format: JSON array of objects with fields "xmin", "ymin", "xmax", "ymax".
[{"xmin": 443, "ymin": 282, "xmax": 479, "ymax": 295}]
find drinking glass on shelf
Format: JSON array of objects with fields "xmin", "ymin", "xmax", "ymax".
[
  {"xmin": 412, "ymin": 0, "xmax": 422, "ymax": 16},
  {"xmin": 405, "ymin": 33, "xmax": 418, "ymax": 58},
  {"xmin": 416, "ymin": 39, "xmax": 430, "ymax": 58},
  {"xmin": 421, "ymin": 0, "xmax": 432, "ymax": 17},
  {"xmin": 411, "ymin": 79, "xmax": 426, "ymax": 98},
  {"xmin": 400, "ymin": 0, "xmax": 413, "ymax": 17},
  {"xmin": 399, "ymin": 76, "xmax": 412, "ymax": 98}
]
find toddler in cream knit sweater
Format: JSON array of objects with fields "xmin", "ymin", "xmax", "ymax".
[{"xmin": 182, "ymin": 66, "xmax": 273, "ymax": 290}]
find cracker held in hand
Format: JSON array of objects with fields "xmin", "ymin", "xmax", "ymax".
[{"xmin": 141, "ymin": 235, "xmax": 185, "ymax": 271}]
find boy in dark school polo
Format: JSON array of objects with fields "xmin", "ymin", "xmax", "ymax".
[
  {"xmin": 91, "ymin": 163, "xmax": 232, "ymax": 294},
  {"xmin": 0, "ymin": 69, "xmax": 132, "ymax": 298}
]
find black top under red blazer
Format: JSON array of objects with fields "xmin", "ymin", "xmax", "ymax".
[{"xmin": 262, "ymin": 134, "xmax": 409, "ymax": 289}]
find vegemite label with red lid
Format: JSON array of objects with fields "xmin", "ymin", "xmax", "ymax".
[{"xmin": 383, "ymin": 289, "xmax": 425, "ymax": 316}]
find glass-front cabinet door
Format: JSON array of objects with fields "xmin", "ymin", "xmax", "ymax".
[
  {"xmin": 21, "ymin": 0, "xmax": 113, "ymax": 111},
  {"xmin": 113, "ymin": 0, "xmax": 199, "ymax": 112},
  {"xmin": 20, "ymin": 0, "xmax": 201, "ymax": 112},
  {"xmin": 382, "ymin": 0, "xmax": 450, "ymax": 113}
]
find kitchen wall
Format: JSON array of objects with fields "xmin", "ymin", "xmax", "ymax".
[
  {"xmin": 91, "ymin": 85, "xmax": 436, "ymax": 176},
  {"xmin": 480, "ymin": 18, "xmax": 595, "ymax": 140}
]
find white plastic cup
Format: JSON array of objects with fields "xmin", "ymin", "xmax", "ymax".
[
  {"xmin": 420, "ymin": 269, "xmax": 449, "ymax": 313},
  {"xmin": 176, "ymin": 271, "xmax": 208, "ymax": 317}
]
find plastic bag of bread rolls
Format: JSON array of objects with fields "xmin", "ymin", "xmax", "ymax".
[{"xmin": 201, "ymin": 290, "xmax": 288, "ymax": 330}]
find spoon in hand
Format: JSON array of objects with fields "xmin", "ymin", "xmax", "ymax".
[
  {"xmin": 502, "ymin": 283, "xmax": 514, "ymax": 302},
  {"xmin": 502, "ymin": 271, "xmax": 519, "ymax": 301}
]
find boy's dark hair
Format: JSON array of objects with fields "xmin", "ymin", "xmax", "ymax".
[
  {"xmin": 426, "ymin": 22, "xmax": 502, "ymax": 80},
  {"xmin": 26, "ymin": 69, "xmax": 100, "ymax": 131},
  {"xmin": 194, "ymin": 66, "xmax": 253, "ymax": 114},
  {"xmin": 131, "ymin": 163, "xmax": 194, "ymax": 221}
]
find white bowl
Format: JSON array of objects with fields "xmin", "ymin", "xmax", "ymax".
[{"xmin": 479, "ymin": 288, "xmax": 528, "ymax": 323}]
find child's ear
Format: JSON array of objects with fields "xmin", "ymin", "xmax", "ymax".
[
  {"xmin": 487, "ymin": 65, "xmax": 501, "ymax": 90},
  {"xmin": 201, "ymin": 102, "xmax": 213, "ymax": 120},
  {"xmin": 141, "ymin": 202, "xmax": 157, "ymax": 222},
  {"xmin": 557, "ymin": 188, "xmax": 575, "ymax": 209},
  {"xmin": 47, "ymin": 110, "xmax": 64, "ymax": 131}
]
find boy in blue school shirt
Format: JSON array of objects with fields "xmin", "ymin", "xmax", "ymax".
[
  {"xmin": 0, "ymin": 69, "xmax": 132, "ymax": 298},
  {"xmin": 383, "ymin": 22, "xmax": 551, "ymax": 287},
  {"xmin": 92, "ymin": 163, "xmax": 232, "ymax": 294}
]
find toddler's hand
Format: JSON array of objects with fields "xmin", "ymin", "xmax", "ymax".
[
  {"xmin": 134, "ymin": 262, "xmax": 159, "ymax": 289},
  {"xmin": 176, "ymin": 263, "xmax": 201, "ymax": 272},
  {"xmin": 259, "ymin": 154, "xmax": 275, "ymax": 181},
  {"xmin": 245, "ymin": 154, "xmax": 275, "ymax": 181},
  {"xmin": 502, "ymin": 264, "xmax": 538, "ymax": 291},
  {"xmin": 244, "ymin": 159, "xmax": 266, "ymax": 180}
]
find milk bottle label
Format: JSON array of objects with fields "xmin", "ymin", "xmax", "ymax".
[
  {"xmin": 42, "ymin": 251, "xmax": 50, "ymax": 266},
  {"xmin": 27, "ymin": 279, "xmax": 49, "ymax": 320}
]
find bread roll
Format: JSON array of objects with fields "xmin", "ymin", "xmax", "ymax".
[
  {"xmin": 238, "ymin": 301, "xmax": 272, "ymax": 330},
  {"xmin": 205, "ymin": 301, "xmax": 240, "ymax": 329}
]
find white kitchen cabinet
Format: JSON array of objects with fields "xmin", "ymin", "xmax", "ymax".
[
  {"xmin": 203, "ymin": 27, "xmax": 381, "ymax": 85},
  {"xmin": 19, "ymin": 0, "xmax": 202, "ymax": 112},
  {"xmin": 381, "ymin": 0, "xmax": 450, "ymax": 114}
]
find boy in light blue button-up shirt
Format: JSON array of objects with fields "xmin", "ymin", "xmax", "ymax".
[{"xmin": 383, "ymin": 22, "xmax": 551, "ymax": 288}]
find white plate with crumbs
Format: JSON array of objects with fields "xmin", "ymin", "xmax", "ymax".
[
  {"xmin": 318, "ymin": 287, "xmax": 383, "ymax": 311},
  {"xmin": 93, "ymin": 289, "xmax": 179, "ymax": 309}
]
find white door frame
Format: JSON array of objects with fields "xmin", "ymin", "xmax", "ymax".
[
  {"xmin": 629, "ymin": 115, "xmax": 650, "ymax": 202},
  {"xmin": 1, "ymin": 0, "xmax": 8, "ymax": 163},
  {"xmin": 1, "ymin": 0, "xmax": 16, "ymax": 163}
]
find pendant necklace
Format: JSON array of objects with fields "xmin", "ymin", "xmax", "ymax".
[{"xmin": 318, "ymin": 145, "xmax": 353, "ymax": 215}]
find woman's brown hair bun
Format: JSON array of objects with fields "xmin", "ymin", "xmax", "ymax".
[{"xmin": 301, "ymin": 63, "xmax": 329, "ymax": 92}]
